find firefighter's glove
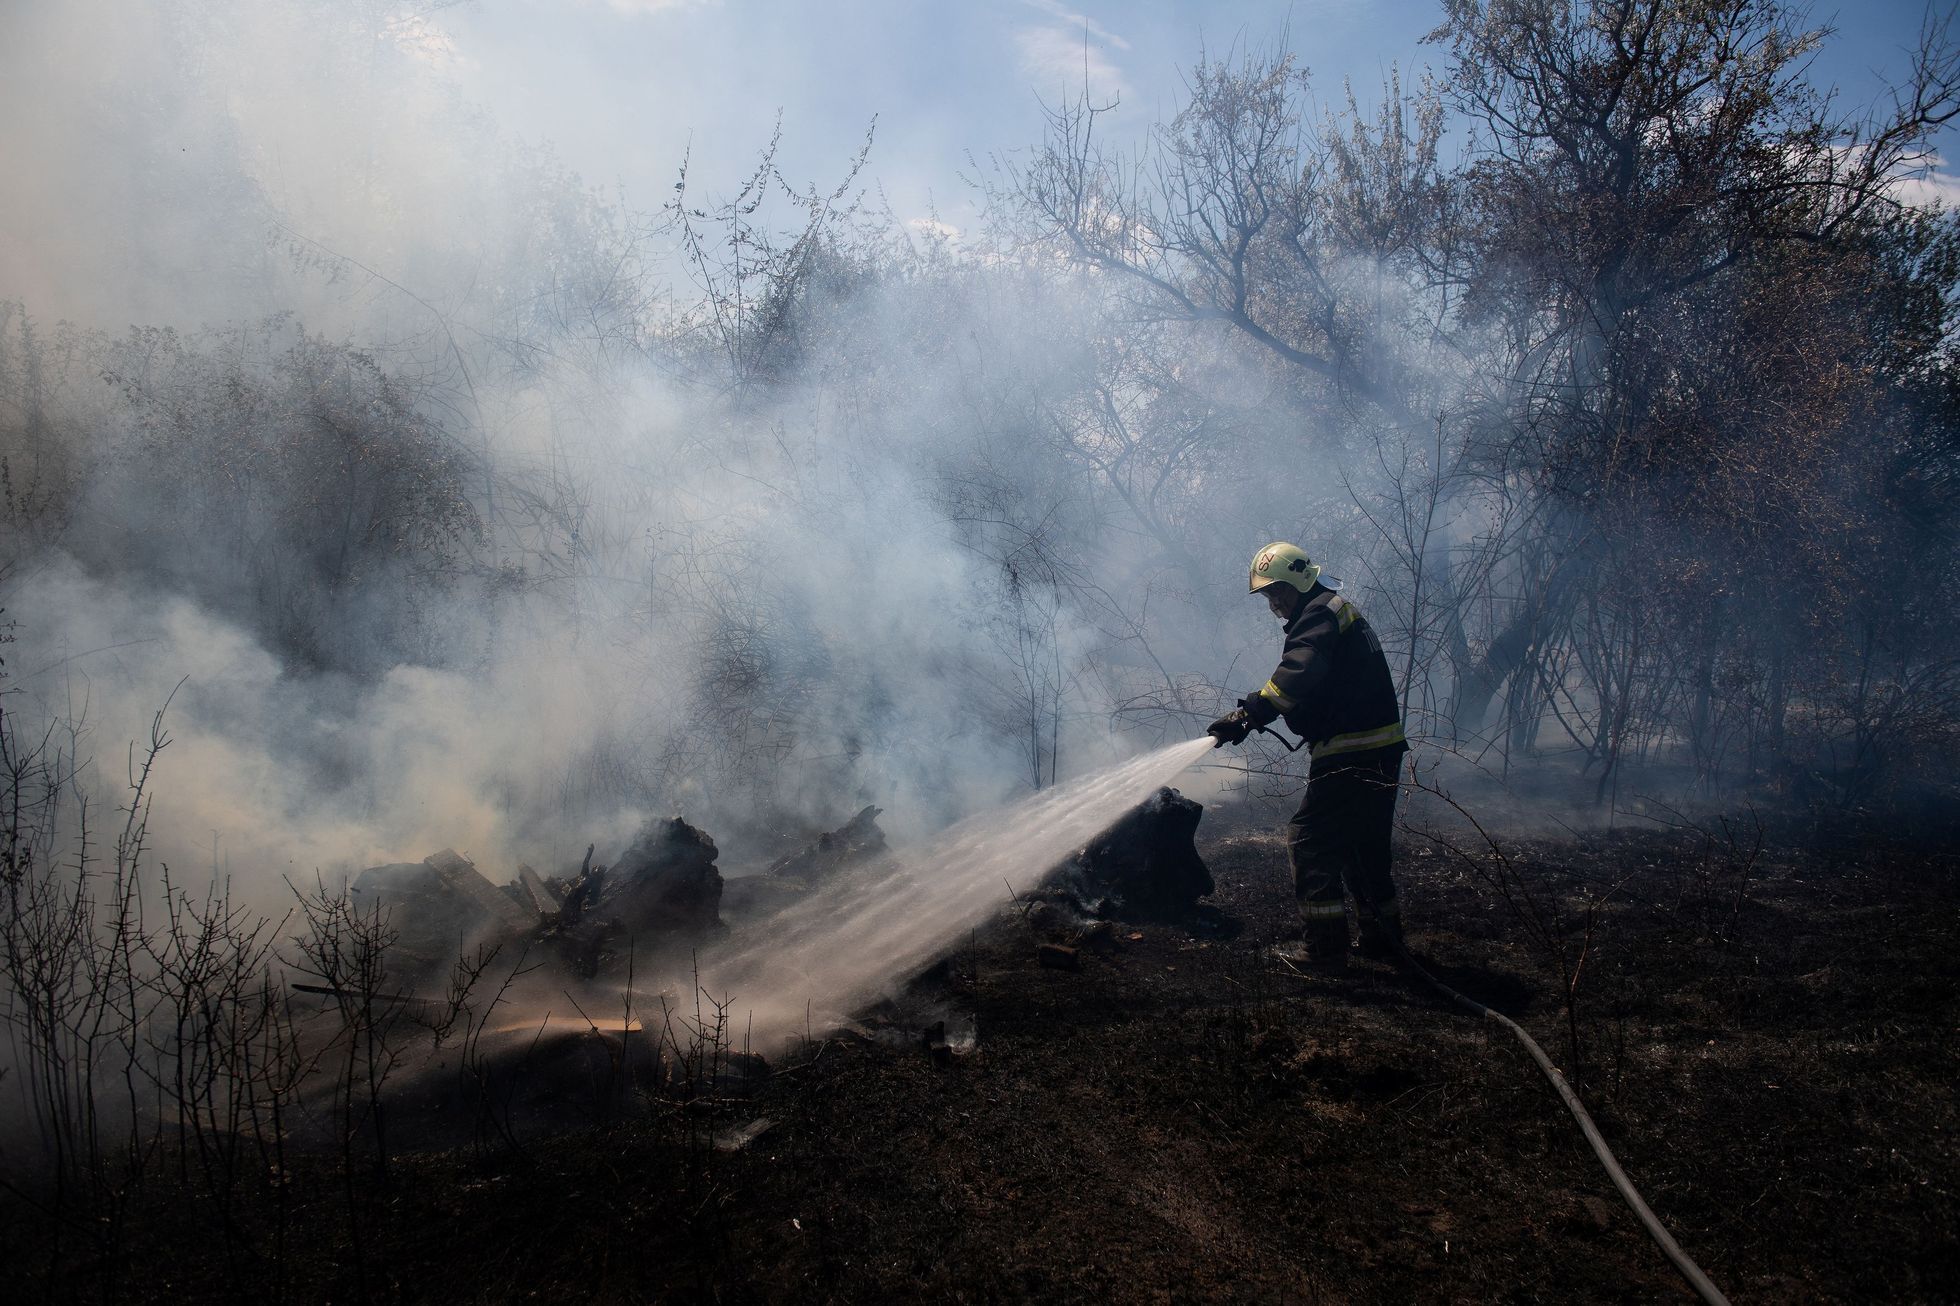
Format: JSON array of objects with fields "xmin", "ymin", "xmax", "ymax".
[
  {"xmin": 1238, "ymin": 692, "xmax": 1280, "ymax": 726},
  {"xmin": 1207, "ymin": 708, "xmax": 1254, "ymax": 748}
]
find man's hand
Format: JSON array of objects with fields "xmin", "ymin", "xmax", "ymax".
[{"xmin": 1207, "ymin": 708, "xmax": 1254, "ymax": 747}]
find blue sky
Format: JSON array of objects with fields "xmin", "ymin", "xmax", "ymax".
[
  {"xmin": 433, "ymin": 0, "xmax": 1960, "ymax": 232},
  {"xmin": 2, "ymin": 0, "xmax": 1949, "ymax": 329}
]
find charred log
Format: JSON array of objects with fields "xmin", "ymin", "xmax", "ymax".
[
  {"xmin": 546, "ymin": 817, "xmax": 727, "ymax": 976},
  {"xmin": 596, "ymin": 816, "xmax": 724, "ymax": 936},
  {"xmin": 725, "ymin": 805, "xmax": 890, "ymax": 925},
  {"xmin": 766, "ymin": 804, "xmax": 887, "ymax": 883}
]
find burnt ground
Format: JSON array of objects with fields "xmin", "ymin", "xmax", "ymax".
[{"xmin": 8, "ymin": 810, "xmax": 1958, "ymax": 1303}]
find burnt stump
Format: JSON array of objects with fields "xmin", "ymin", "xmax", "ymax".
[{"xmin": 1065, "ymin": 787, "xmax": 1212, "ymax": 921}]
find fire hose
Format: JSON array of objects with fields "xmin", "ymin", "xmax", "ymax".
[
  {"xmin": 1375, "ymin": 926, "xmax": 1733, "ymax": 1306},
  {"xmin": 1216, "ymin": 717, "xmax": 1730, "ymax": 1303}
]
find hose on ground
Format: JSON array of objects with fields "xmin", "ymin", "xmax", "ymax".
[{"xmin": 1381, "ymin": 933, "xmax": 1733, "ymax": 1306}]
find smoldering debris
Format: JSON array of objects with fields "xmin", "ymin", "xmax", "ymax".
[
  {"xmin": 517, "ymin": 864, "xmax": 561, "ymax": 915},
  {"xmin": 351, "ymin": 850, "xmax": 532, "ymax": 970},
  {"xmin": 596, "ymin": 817, "xmax": 725, "ymax": 932},
  {"xmin": 551, "ymin": 816, "xmax": 727, "ymax": 975},
  {"xmin": 842, "ymin": 982, "xmax": 982, "ymax": 1067},
  {"xmin": 1053, "ymin": 787, "xmax": 1213, "ymax": 921},
  {"xmin": 721, "ymin": 805, "xmax": 893, "ymax": 926},
  {"xmin": 351, "ymin": 816, "xmax": 728, "ymax": 982},
  {"xmin": 1012, "ymin": 786, "xmax": 1232, "ymax": 970},
  {"xmin": 427, "ymin": 848, "xmax": 540, "ymax": 933},
  {"xmin": 346, "ymin": 805, "xmax": 900, "ymax": 993},
  {"xmin": 768, "ymin": 804, "xmax": 888, "ymax": 882},
  {"xmin": 336, "ymin": 764, "xmax": 1215, "ymax": 1105},
  {"xmin": 353, "ymin": 780, "xmax": 1215, "ymax": 1000}
]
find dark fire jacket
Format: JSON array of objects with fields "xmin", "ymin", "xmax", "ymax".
[{"xmin": 1242, "ymin": 584, "xmax": 1407, "ymax": 760}]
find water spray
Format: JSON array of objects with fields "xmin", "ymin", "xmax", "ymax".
[{"xmin": 701, "ymin": 736, "xmax": 1218, "ymax": 1046}]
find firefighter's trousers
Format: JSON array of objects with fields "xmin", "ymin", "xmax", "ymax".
[{"xmin": 1285, "ymin": 747, "xmax": 1405, "ymax": 944}]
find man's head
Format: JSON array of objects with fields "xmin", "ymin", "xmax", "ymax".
[{"xmin": 1247, "ymin": 542, "xmax": 1320, "ymax": 620}]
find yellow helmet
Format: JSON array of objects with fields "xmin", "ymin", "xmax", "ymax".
[{"xmin": 1248, "ymin": 541, "xmax": 1321, "ymax": 595}]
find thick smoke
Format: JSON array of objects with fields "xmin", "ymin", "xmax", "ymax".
[
  {"xmin": 5, "ymin": 0, "xmax": 1954, "ymax": 909},
  {"xmin": 0, "ymin": 0, "xmax": 1277, "ymax": 901}
]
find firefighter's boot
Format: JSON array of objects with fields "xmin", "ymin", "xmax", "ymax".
[{"xmin": 1270, "ymin": 922, "xmax": 1349, "ymax": 974}]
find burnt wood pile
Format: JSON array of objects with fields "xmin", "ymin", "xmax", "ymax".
[
  {"xmin": 347, "ymin": 786, "xmax": 1211, "ymax": 987},
  {"xmin": 351, "ymin": 816, "xmax": 728, "ymax": 981},
  {"xmin": 546, "ymin": 816, "xmax": 727, "ymax": 976},
  {"xmin": 721, "ymin": 805, "xmax": 892, "ymax": 923},
  {"xmin": 767, "ymin": 804, "xmax": 886, "ymax": 881}
]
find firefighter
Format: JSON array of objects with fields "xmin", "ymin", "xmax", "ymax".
[{"xmin": 1207, "ymin": 542, "xmax": 1408, "ymax": 971}]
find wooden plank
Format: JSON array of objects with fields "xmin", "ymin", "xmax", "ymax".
[
  {"xmin": 423, "ymin": 848, "xmax": 535, "ymax": 932},
  {"xmin": 517, "ymin": 863, "xmax": 561, "ymax": 916}
]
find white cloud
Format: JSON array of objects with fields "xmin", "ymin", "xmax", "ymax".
[
  {"xmin": 1813, "ymin": 143, "xmax": 1960, "ymax": 212},
  {"xmin": 1014, "ymin": 23, "xmax": 1127, "ymax": 101},
  {"xmin": 1018, "ymin": 0, "xmax": 1131, "ymax": 52},
  {"xmin": 1892, "ymin": 167, "xmax": 1960, "ymax": 209}
]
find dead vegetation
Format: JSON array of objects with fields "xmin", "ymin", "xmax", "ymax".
[
  {"xmin": 0, "ymin": 2, "xmax": 1957, "ymax": 1300},
  {"xmin": 2, "ymin": 694, "xmax": 1953, "ymax": 1303}
]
